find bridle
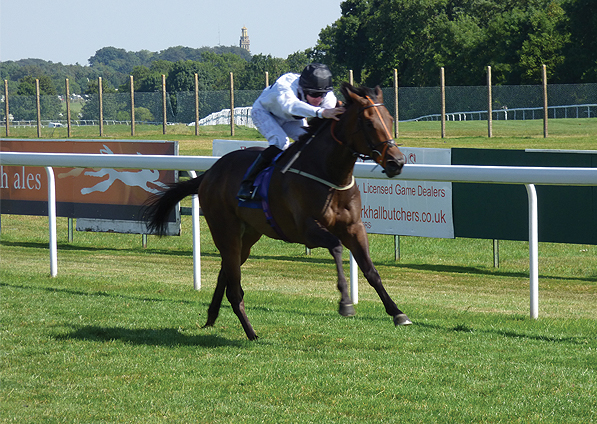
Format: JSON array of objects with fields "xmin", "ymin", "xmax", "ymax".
[
  {"xmin": 331, "ymin": 96, "xmax": 398, "ymax": 168},
  {"xmin": 280, "ymin": 93, "xmax": 399, "ymax": 189}
]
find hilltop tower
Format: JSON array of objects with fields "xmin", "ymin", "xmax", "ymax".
[{"xmin": 239, "ymin": 26, "xmax": 250, "ymax": 52}]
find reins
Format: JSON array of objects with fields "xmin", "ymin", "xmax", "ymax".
[
  {"xmin": 280, "ymin": 119, "xmax": 356, "ymax": 190},
  {"xmin": 280, "ymin": 121, "xmax": 328, "ymax": 174}
]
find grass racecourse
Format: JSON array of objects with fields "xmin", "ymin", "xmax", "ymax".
[{"xmin": 1, "ymin": 119, "xmax": 597, "ymax": 422}]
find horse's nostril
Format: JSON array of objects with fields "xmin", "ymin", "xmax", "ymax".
[{"xmin": 384, "ymin": 160, "xmax": 403, "ymax": 177}]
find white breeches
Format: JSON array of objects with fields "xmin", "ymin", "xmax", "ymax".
[{"xmin": 251, "ymin": 105, "xmax": 307, "ymax": 150}]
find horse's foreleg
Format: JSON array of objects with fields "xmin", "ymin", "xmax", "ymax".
[
  {"xmin": 343, "ymin": 225, "xmax": 412, "ymax": 326},
  {"xmin": 329, "ymin": 243, "xmax": 355, "ymax": 317},
  {"xmin": 304, "ymin": 223, "xmax": 354, "ymax": 316}
]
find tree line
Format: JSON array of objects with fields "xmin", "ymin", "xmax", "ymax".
[
  {"xmin": 0, "ymin": 46, "xmax": 297, "ymax": 96},
  {"xmin": 1, "ymin": 47, "xmax": 317, "ymax": 122},
  {"xmin": 312, "ymin": 0, "xmax": 596, "ymax": 87},
  {"xmin": 1, "ymin": 0, "xmax": 595, "ymax": 105}
]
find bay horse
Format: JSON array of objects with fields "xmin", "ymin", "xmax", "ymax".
[{"xmin": 146, "ymin": 83, "xmax": 412, "ymax": 340}]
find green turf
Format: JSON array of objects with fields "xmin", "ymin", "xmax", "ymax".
[
  {"xmin": 2, "ymin": 120, "xmax": 596, "ymax": 422},
  {"xmin": 1, "ymin": 213, "xmax": 595, "ymax": 423}
]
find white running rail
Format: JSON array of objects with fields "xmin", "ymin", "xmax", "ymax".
[{"xmin": 2, "ymin": 151, "xmax": 596, "ymax": 319}]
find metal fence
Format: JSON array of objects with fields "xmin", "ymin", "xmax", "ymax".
[
  {"xmin": 2, "ymin": 82, "xmax": 596, "ymax": 132},
  {"xmin": 410, "ymin": 104, "xmax": 597, "ymax": 122}
]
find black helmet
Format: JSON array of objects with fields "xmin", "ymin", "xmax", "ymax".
[{"xmin": 299, "ymin": 63, "xmax": 333, "ymax": 95}]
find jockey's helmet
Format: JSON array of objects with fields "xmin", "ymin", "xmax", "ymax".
[{"xmin": 299, "ymin": 63, "xmax": 333, "ymax": 96}]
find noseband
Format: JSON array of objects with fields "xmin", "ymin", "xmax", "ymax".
[{"xmin": 331, "ymin": 96, "xmax": 398, "ymax": 167}]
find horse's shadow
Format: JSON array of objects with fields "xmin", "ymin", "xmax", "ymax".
[{"xmin": 56, "ymin": 325, "xmax": 247, "ymax": 348}]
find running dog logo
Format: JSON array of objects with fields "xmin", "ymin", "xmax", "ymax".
[{"xmin": 57, "ymin": 145, "xmax": 168, "ymax": 195}]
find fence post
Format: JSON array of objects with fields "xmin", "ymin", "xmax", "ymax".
[
  {"xmin": 349, "ymin": 69, "xmax": 354, "ymax": 85},
  {"xmin": 130, "ymin": 75, "xmax": 135, "ymax": 136},
  {"xmin": 4, "ymin": 79, "xmax": 9, "ymax": 137},
  {"xmin": 265, "ymin": 71, "xmax": 269, "ymax": 88},
  {"xmin": 162, "ymin": 74, "xmax": 167, "ymax": 135},
  {"xmin": 194, "ymin": 73, "xmax": 199, "ymax": 135},
  {"xmin": 542, "ymin": 64, "xmax": 548, "ymax": 138},
  {"xmin": 394, "ymin": 68, "xmax": 399, "ymax": 138},
  {"xmin": 98, "ymin": 77, "xmax": 104, "ymax": 136},
  {"xmin": 440, "ymin": 67, "xmax": 446, "ymax": 139},
  {"xmin": 526, "ymin": 184, "xmax": 539, "ymax": 319},
  {"xmin": 487, "ymin": 66, "xmax": 493, "ymax": 138},
  {"xmin": 68, "ymin": 218, "xmax": 74, "ymax": 243},
  {"xmin": 36, "ymin": 79, "xmax": 42, "ymax": 137},
  {"xmin": 65, "ymin": 78, "xmax": 72, "ymax": 138},
  {"xmin": 45, "ymin": 167, "xmax": 57, "ymax": 277},
  {"xmin": 230, "ymin": 72, "xmax": 235, "ymax": 137}
]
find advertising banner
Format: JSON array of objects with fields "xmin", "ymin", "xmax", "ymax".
[
  {"xmin": 212, "ymin": 139, "xmax": 268, "ymax": 156},
  {"xmin": 0, "ymin": 139, "xmax": 179, "ymax": 235},
  {"xmin": 357, "ymin": 147, "xmax": 454, "ymax": 238}
]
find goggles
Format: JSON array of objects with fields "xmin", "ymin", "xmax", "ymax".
[{"xmin": 304, "ymin": 90, "xmax": 326, "ymax": 98}]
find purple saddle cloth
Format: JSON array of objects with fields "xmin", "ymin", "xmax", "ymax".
[{"xmin": 238, "ymin": 164, "xmax": 289, "ymax": 241}]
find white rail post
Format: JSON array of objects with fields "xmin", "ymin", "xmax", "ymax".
[
  {"xmin": 350, "ymin": 252, "xmax": 358, "ymax": 304},
  {"xmin": 45, "ymin": 167, "xmax": 57, "ymax": 277},
  {"xmin": 526, "ymin": 184, "xmax": 539, "ymax": 319},
  {"xmin": 188, "ymin": 170, "xmax": 201, "ymax": 290}
]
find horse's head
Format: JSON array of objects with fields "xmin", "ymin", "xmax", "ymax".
[{"xmin": 338, "ymin": 83, "xmax": 405, "ymax": 177}]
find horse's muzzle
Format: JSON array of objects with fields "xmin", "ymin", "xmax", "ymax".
[{"xmin": 383, "ymin": 155, "xmax": 405, "ymax": 178}]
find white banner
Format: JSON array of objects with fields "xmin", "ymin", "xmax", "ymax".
[
  {"xmin": 213, "ymin": 139, "xmax": 268, "ymax": 156},
  {"xmin": 357, "ymin": 147, "xmax": 454, "ymax": 238}
]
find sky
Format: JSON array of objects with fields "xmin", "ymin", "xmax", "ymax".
[{"xmin": 0, "ymin": 0, "xmax": 342, "ymax": 65}]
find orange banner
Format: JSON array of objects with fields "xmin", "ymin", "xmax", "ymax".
[{"xmin": 1, "ymin": 139, "xmax": 177, "ymax": 207}]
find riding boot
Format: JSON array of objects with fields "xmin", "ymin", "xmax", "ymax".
[{"xmin": 237, "ymin": 146, "xmax": 282, "ymax": 200}]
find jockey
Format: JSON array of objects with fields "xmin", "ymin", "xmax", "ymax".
[{"xmin": 237, "ymin": 63, "xmax": 345, "ymax": 200}]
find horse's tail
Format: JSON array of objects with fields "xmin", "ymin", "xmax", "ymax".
[{"xmin": 144, "ymin": 172, "xmax": 205, "ymax": 236}]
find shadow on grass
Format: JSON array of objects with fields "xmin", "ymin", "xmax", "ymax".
[
  {"xmin": 0, "ymin": 240, "xmax": 196, "ymax": 258},
  {"xmin": 0, "ymin": 282, "xmax": 204, "ymax": 306},
  {"xmin": 414, "ymin": 321, "xmax": 594, "ymax": 345},
  {"xmin": 57, "ymin": 325, "xmax": 246, "ymax": 348},
  {"xmin": 3, "ymin": 240, "xmax": 596, "ymax": 283},
  {"xmin": 386, "ymin": 262, "xmax": 597, "ymax": 283}
]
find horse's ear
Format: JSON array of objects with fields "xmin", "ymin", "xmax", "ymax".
[
  {"xmin": 340, "ymin": 82, "xmax": 352, "ymax": 102},
  {"xmin": 341, "ymin": 81, "xmax": 361, "ymax": 105},
  {"xmin": 375, "ymin": 85, "xmax": 383, "ymax": 101}
]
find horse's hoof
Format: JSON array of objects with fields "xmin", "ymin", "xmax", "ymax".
[
  {"xmin": 393, "ymin": 314, "xmax": 412, "ymax": 326},
  {"xmin": 339, "ymin": 303, "xmax": 356, "ymax": 317}
]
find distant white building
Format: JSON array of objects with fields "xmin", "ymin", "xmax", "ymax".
[{"xmin": 239, "ymin": 26, "xmax": 250, "ymax": 52}]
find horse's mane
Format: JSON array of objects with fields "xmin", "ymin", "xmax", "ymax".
[
  {"xmin": 340, "ymin": 83, "xmax": 378, "ymax": 106},
  {"xmin": 296, "ymin": 117, "xmax": 328, "ymax": 144}
]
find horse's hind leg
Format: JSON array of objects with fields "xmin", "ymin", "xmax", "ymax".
[
  {"xmin": 204, "ymin": 268, "xmax": 227, "ymax": 327},
  {"xmin": 204, "ymin": 222, "xmax": 261, "ymax": 340}
]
